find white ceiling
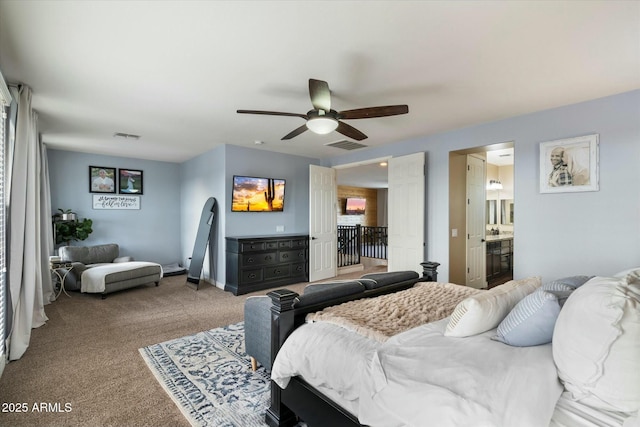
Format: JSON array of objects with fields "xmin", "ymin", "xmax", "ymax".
[
  {"xmin": 0, "ymin": 1, "xmax": 638, "ymax": 164},
  {"xmin": 486, "ymin": 148, "xmax": 514, "ymax": 167},
  {"xmin": 337, "ymin": 160, "xmax": 390, "ymax": 189}
]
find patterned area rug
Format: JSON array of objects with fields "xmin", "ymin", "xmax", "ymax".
[{"xmin": 139, "ymin": 322, "xmax": 271, "ymax": 427}]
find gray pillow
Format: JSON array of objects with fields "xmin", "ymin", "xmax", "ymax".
[
  {"xmin": 493, "ymin": 289, "xmax": 570, "ymax": 347},
  {"xmin": 540, "ymin": 281, "xmax": 574, "ymax": 292},
  {"xmin": 549, "ymin": 275, "xmax": 593, "ymax": 289}
]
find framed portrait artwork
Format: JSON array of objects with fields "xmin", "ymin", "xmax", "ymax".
[
  {"xmin": 89, "ymin": 166, "xmax": 116, "ymax": 193},
  {"xmin": 539, "ymin": 134, "xmax": 599, "ymax": 194},
  {"xmin": 118, "ymin": 169, "xmax": 143, "ymax": 194}
]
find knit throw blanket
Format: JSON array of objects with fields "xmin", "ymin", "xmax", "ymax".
[{"xmin": 306, "ymin": 282, "xmax": 483, "ymax": 342}]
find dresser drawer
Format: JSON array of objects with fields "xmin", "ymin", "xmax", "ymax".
[
  {"xmin": 278, "ymin": 240, "xmax": 292, "ymax": 249},
  {"xmin": 279, "ymin": 249, "xmax": 306, "ymax": 263},
  {"xmin": 240, "ymin": 241, "xmax": 266, "ymax": 252},
  {"xmin": 242, "ymin": 251, "xmax": 277, "ymax": 266},
  {"xmin": 265, "ymin": 241, "xmax": 279, "ymax": 250},
  {"xmin": 291, "ymin": 262, "xmax": 307, "ymax": 277},
  {"xmin": 264, "ymin": 264, "xmax": 290, "ymax": 280},
  {"xmin": 240, "ymin": 268, "xmax": 263, "ymax": 284},
  {"xmin": 291, "ymin": 238, "xmax": 308, "ymax": 248}
]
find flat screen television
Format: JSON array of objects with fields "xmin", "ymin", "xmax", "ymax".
[
  {"xmin": 345, "ymin": 197, "xmax": 366, "ymax": 215},
  {"xmin": 231, "ymin": 175, "xmax": 286, "ymax": 212}
]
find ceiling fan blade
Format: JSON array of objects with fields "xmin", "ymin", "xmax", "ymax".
[
  {"xmin": 237, "ymin": 110, "xmax": 308, "ymax": 119},
  {"xmin": 338, "ymin": 105, "xmax": 409, "ymax": 120},
  {"xmin": 281, "ymin": 124, "xmax": 309, "ymax": 140},
  {"xmin": 335, "ymin": 121, "xmax": 367, "ymax": 141},
  {"xmin": 309, "ymin": 79, "xmax": 331, "ymax": 112}
]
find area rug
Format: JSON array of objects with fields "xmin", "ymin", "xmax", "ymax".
[{"xmin": 139, "ymin": 322, "xmax": 271, "ymax": 427}]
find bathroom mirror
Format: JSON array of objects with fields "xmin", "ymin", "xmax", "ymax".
[
  {"xmin": 501, "ymin": 199, "xmax": 514, "ymax": 225},
  {"xmin": 486, "ymin": 200, "xmax": 497, "ymax": 225}
]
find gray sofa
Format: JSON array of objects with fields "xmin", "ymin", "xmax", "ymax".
[
  {"xmin": 244, "ymin": 269, "xmax": 425, "ymax": 371},
  {"xmin": 57, "ymin": 244, "xmax": 162, "ymax": 298}
]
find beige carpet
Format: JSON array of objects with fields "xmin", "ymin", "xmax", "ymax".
[{"xmin": 0, "ymin": 266, "xmax": 385, "ymax": 427}]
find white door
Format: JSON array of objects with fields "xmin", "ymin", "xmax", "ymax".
[
  {"xmin": 466, "ymin": 155, "xmax": 486, "ymax": 288},
  {"xmin": 309, "ymin": 165, "xmax": 337, "ymax": 282},
  {"xmin": 388, "ymin": 152, "xmax": 424, "ymax": 274}
]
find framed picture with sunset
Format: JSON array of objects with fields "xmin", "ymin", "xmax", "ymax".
[
  {"xmin": 231, "ymin": 175, "xmax": 286, "ymax": 212},
  {"xmin": 345, "ymin": 197, "xmax": 366, "ymax": 215}
]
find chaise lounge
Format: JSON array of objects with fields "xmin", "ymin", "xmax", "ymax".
[{"xmin": 57, "ymin": 243, "xmax": 163, "ymax": 298}]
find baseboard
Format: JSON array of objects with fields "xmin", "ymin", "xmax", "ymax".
[{"xmin": 185, "ymin": 278, "xmax": 221, "ymax": 290}]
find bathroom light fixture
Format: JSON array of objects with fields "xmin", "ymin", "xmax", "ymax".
[
  {"xmin": 306, "ymin": 116, "xmax": 339, "ymax": 134},
  {"xmin": 487, "ymin": 179, "xmax": 503, "ymax": 190}
]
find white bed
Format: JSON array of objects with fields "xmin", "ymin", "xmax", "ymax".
[
  {"xmin": 273, "ymin": 319, "xmax": 562, "ymax": 427},
  {"xmin": 271, "ymin": 274, "xmax": 640, "ymax": 427}
]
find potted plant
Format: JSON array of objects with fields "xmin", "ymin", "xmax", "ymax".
[
  {"xmin": 53, "ymin": 209, "xmax": 93, "ymax": 246},
  {"xmin": 56, "ymin": 208, "xmax": 77, "ymax": 221}
]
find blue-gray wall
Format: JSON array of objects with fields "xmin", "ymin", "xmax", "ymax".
[
  {"xmin": 223, "ymin": 145, "xmax": 316, "ymax": 236},
  {"xmin": 323, "ymin": 90, "xmax": 640, "ymax": 283},
  {"xmin": 178, "ymin": 145, "xmax": 226, "ymax": 285},
  {"xmin": 47, "ymin": 150, "xmax": 182, "ymax": 265},
  {"xmin": 178, "ymin": 144, "xmax": 318, "ymax": 286},
  {"xmin": 48, "ymin": 90, "xmax": 640, "ymax": 287}
]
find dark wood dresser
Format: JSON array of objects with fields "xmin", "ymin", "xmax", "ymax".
[
  {"xmin": 486, "ymin": 236, "xmax": 514, "ymax": 288},
  {"xmin": 225, "ymin": 234, "xmax": 309, "ymax": 295}
]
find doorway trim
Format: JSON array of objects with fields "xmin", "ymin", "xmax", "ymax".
[
  {"xmin": 332, "ymin": 156, "xmax": 392, "ymax": 171},
  {"xmin": 448, "ymin": 142, "xmax": 514, "ymax": 286}
]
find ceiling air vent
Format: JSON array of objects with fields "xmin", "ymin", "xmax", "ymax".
[
  {"xmin": 324, "ymin": 140, "xmax": 368, "ymax": 151},
  {"xmin": 113, "ymin": 132, "xmax": 141, "ymax": 140}
]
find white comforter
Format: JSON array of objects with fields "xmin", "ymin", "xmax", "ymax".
[{"xmin": 272, "ymin": 318, "xmax": 563, "ymax": 427}]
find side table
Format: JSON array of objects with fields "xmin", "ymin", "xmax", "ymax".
[{"xmin": 51, "ymin": 261, "xmax": 73, "ymax": 298}]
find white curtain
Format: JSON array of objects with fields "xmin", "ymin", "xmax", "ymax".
[{"xmin": 7, "ymin": 85, "xmax": 54, "ymax": 361}]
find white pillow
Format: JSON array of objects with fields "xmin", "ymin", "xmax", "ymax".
[
  {"xmin": 553, "ymin": 276, "xmax": 640, "ymax": 413},
  {"xmin": 613, "ymin": 267, "xmax": 640, "ymax": 281},
  {"xmin": 444, "ymin": 277, "xmax": 541, "ymax": 338}
]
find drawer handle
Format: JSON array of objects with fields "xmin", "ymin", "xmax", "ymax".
[
  {"xmin": 248, "ymin": 273, "xmax": 256, "ymax": 279},
  {"xmin": 282, "ymin": 254, "xmax": 289, "ymax": 259},
  {"xmin": 247, "ymin": 257, "xmax": 254, "ymax": 263},
  {"xmin": 274, "ymin": 269, "xmax": 281, "ymax": 274},
  {"xmin": 265, "ymin": 255, "xmax": 272, "ymax": 261}
]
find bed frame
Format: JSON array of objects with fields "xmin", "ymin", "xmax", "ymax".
[{"xmin": 264, "ymin": 262, "xmax": 441, "ymax": 427}]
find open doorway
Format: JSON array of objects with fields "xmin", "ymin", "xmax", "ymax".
[
  {"xmin": 449, "ymin": 142, "xmax": 514, "ymax": 288},
  {"xmin": 335, "ymin": 158, "xmax": 390, "ymax": 275}
]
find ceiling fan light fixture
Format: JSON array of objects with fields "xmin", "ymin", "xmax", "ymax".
[{"xmin": 306, "ymin": 116, "xmax": 338, "ymax": 134}]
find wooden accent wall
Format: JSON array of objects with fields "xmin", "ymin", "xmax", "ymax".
[{"xmin": 337, "ymin": 186, "xmax": 378, "ymax": 226}]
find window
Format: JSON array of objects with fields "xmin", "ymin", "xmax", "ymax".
[{"xmin": 0, "ymin": 73, "xmax": 11, "ymax": 367}]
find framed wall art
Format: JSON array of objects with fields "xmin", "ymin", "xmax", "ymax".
[
  {"xmin": 118, "ymin": 169, "xmax": 143, "ymax": 194},
  {"xmin": 89, "ymin": 166, "xmax": 116, "ymax": 193},
  {"xmin": 93, "ymin": 194, "xmax": 140, "ymax": 210},
  {"xmin": 539, "ymin": 134, "xmax": 599, "ymax": 194}
]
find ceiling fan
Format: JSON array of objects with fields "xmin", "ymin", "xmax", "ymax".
[{"xmin": 237, "ymin": 79, "xmax": 409, "ymax": 141}]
